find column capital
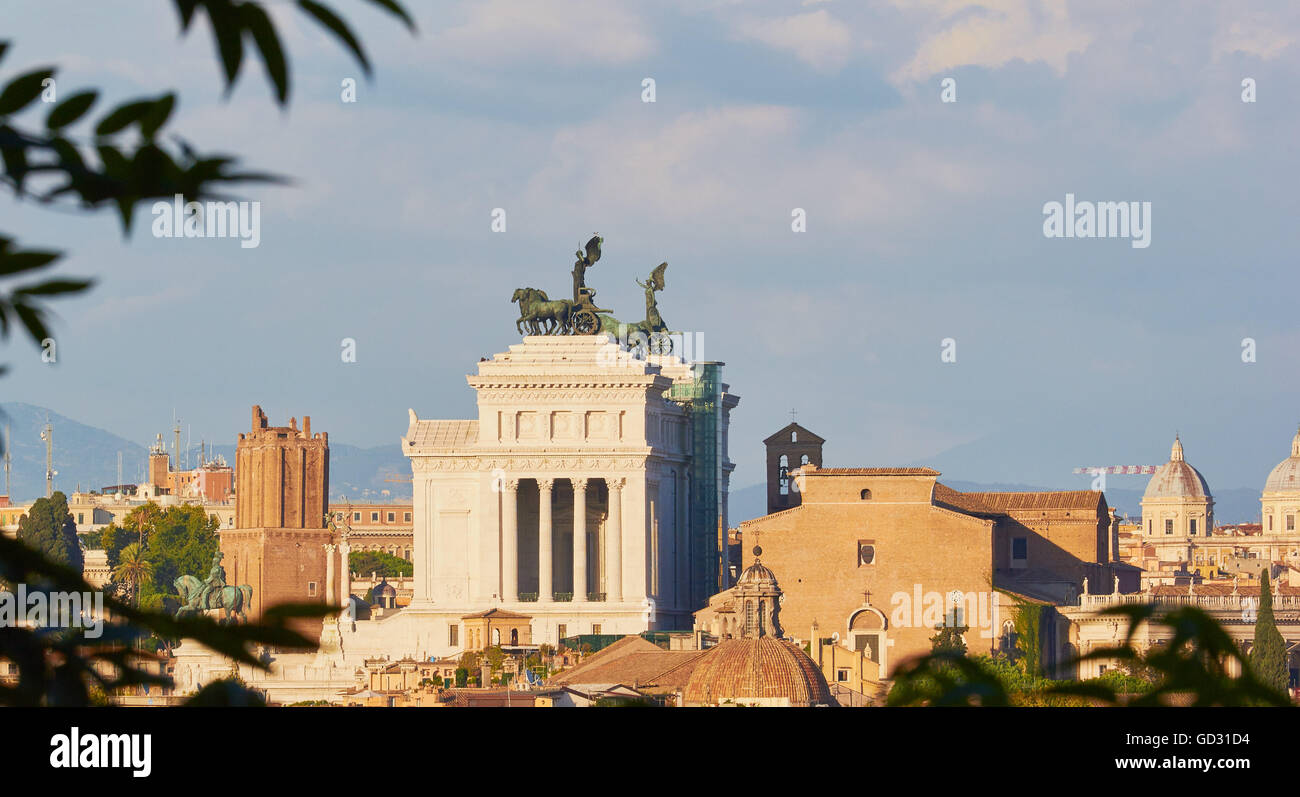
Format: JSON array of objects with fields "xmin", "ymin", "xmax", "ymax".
[
  {"xmin": 606, "ymin": 477, "xmax": 626, "ymax": 491},
  {"xmin": 502, "ymin": 476, "xmax": 521, "ymax": 492},
  {"xmin": 571, "ymin": 477, "xmax": 589, "ymax": 492},
  {"xmin": 537, "ymin": 477, "xmax": 556, "ymax": 491},
  {"xmin": 323, "ymin": 543, "xmax": 337, "ymax": 554}
]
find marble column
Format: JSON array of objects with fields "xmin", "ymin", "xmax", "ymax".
[
  {"xmin": 605, "ymin": 478, "xmax": 624, "ymax": 602},
  {"xmin": 502, "ymin": 478, "xmax": 519, "ymax": 602},
  {"xmin": 339, "ymin": 537, "xmax": 351, "ymax": 608},
  {"xmin": 538, "ymin": 478, "xmax": 554, "ymax": 603},
  {"xmin": 323, "ymin": 543, "xmax": 337, "ymax": 606},
  {"xmin": 573, "ymin": 478, "xmax": 588, "ymax": 602}
]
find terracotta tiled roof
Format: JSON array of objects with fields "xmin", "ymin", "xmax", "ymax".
[
  {"xmin": 803, "ymin": 467, "xmax": 939, "ymax": 476},
  {"xmin": 442, "ymin": 688, "xmax": 535, "ymax": 707},
  {"xmin": 961, "ymin": 490, "xmax": 1104, "ymax": 512},
  {"xmin": 547, "ymin": 639, "xmax": 706, "ymax": 691},
  {"xmin": 932, "ymin": 483, "xmax": 1000, "ymax": 515},
  {"xmin": 546, "ymin": 636, "xmax": 662, "ymax": 683},
  {"xmin": 682, "ymin": 637, "xmax": 832, "ymax": 706},
  {"xmin": 933, "ymin": 483, "xmax": 1103, "ymax": 515}
]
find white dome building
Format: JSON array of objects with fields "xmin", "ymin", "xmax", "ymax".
[
  {"xmin": 1141, "ymin": 436, "xmax": 1214, "ymax": 540},
  {"xmin": 1262, "ymin": 427, "xmax": 1300, "ymax": 534}
]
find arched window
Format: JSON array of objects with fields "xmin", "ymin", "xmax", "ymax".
[
  {"xmin": 778, "ymin": 455, "xmax": 789, "ymax": 496},
  {"xmin": 757, "ymin": 599, "xmax": 766, "ymax": 636},
  {"xmin": 999, "ymin": 620, "xmax": 1017, "ymax": 654},
  {"xmin": 800, "ymin": 454, "xmax": 810, "ymax": 465},
  {"xmin": 510, "ymin": 628, "xmax": 519, "ymax": 646},
  {"xmin": 745, "ymin": 600, "xmax": 756, "ymax": 632},
  {"xmin": 860, "ymin": 489, "xmax": 872, "ymax": 500},
  {"xmin": 492, "ymin": 628, "xmax": 501, "ymax": 645},
  {"xmin": 791, "ymin": 431, "xmax": 798, "ymax": 442}
]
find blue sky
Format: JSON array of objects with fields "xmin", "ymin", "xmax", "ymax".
[{"xmin": 3, "ymin": 0, "xmax": 1299, "ymax": 495}]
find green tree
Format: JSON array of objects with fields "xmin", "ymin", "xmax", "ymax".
[
  {"xmin": 349, "ymin": 549, "xmax": 413, "ymax": 578},
  {"xmin": 453, "ymin": 668, "xmax": 469, "ymax": 688},
  {"xmin": 100, "ymin": 502, "xmax": 218, "ymax": 606},
  {"xmin": 112, "ymin": 543, "xmax": 153, "ymax": 606},
  {"xmin": 484, "ymin": 645, "xmax": 505, "ymax": 674},
  {"xmin": 141, "ymin": 505, "xmax": 220, "ymax": 595},
  {"xmin": 1250, "ymin": 570, "xmax": 1289, "ymax": 696},
  {"xmin": 17, "ymin": 491, "xmax": 81, "ymax": 572},
  {"xmin": 929, "ymin": 621, "xmax": 968, "ymax": 656},
  {"xmin": 100, "ymin": 502, "xmax": 165, "ymax": 570}
]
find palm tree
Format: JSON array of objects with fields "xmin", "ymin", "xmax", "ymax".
[{"xmin": 113, "ymin": 543, "xmax": 153, "ymax": 607}]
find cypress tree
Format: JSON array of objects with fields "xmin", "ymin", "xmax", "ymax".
[
  {"xmin": 17, "ymin": 491, "xmax": 82, "ymax": 572},
  {"xmin": 1250, "ymin": 570, "xmax": 1289, "ymax": 696}
]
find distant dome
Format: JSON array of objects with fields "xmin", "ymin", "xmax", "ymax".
[
  {"xmin": 1264, "ymin": 427, "xmax": 1300, "ymax": 494},
  {"xmin": 683, "ymin": 637, "xmax": 832, "ymax": 706},
  {"xmin": 1144, "ymin": 436, "xmax": 1212, "ymax": 500}
]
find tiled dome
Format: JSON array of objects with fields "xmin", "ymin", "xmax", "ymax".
[
  {"xmin": 1264, "ymin": 427, "xmax": 1300, "ymax": 494},
  {"xmin": 1143, "ymin": 436, "xmax": 1212, "ymax": 500},
  {"xmin": 682, "ymin": 637, "xmax": 832, "ymax": 706}
]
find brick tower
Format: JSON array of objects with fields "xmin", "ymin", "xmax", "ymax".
[
  {"xmin": 222, "ymin": 405, "xmax": 336, "ymax": 639},
  {"xmin": 763, "ymin": 422, "xmax": 825, "ymax": 515}
]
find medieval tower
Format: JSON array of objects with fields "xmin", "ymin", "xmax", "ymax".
[{"xmin": 221, "ymin": 405, "xmax": 337, "ymax": 639}]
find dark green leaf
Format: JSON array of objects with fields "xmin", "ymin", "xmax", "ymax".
[
  {"xmin": 138, "ymin": 93, "xmax": 175, "ymax": 139},
  {"xmin": 0, "ymin": 249, "xmax": 60, "ymax": 275},
  {"xmin": 95, "ymin": 99, "xmax": 154, "ymax": 136},
  {"xmin": 363, "ymin": 0, "xmax": 416, "ymax": 32},
  {"xmin": 0, "ymin": 68, "xmax": 54, "ymax": 115},
  {"xmin": 0, "ymin": 133, "xmax": 28, "ymax": 193},
  {"xmin": 13, "ymin": 278, "xmax": 94, "ymax": 297},
  {"xmin": 207, "ymin": 0, "xmax": 245, "ymax": 90},
  {"xmin": 298, "ymin": 0, "xmax": 371, "ymax": 74},
  {"xmin": 172, "ymin": 0, "xmax": 200, "ymax": 30},
  {"xmin": 242, "ymin": 3, "xmax": 289, "ymax": 105},
  {"xmin": 45, "ymin": 90, "xmax": 97, "ymax": 129},
  {"xmin": 11, "ymin": 301, "xmax": 49, "ymax": 342}
]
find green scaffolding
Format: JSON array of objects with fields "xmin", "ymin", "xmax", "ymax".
[{"xmin": 668, "ymin": 361, "xmax": 723, "ymax": 609}]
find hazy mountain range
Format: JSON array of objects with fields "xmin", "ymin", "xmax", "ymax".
[
  {"xmin": 0, "ymin": 403, "xmax": 412, "ymax": 504},
  {"xmin": 1, "ymin": 402, "xmax": 1262, "ymax": 523}
]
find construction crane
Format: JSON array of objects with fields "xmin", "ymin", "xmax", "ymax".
[{"xmin": 1073, "ymin": 466, "xmax": 1157, "ymax": 475}]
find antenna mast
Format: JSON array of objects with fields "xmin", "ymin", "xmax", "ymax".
[{"xmin": 40, "ymin": 415, "xmax": 53, "ymax": 498}]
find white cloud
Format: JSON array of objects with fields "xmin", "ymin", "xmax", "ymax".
[
  {"xmin": 890, "ymin": 0, "xmax": 1091, "ymax": 84},
  {"xmin": 1213, "ymin": 20, "xmax": 1296, "ymax": 61},
  {"xmin": 431, "ymin": 0, "xmax": 655, "ymax": 65},
  {"xmin": 731, "ymin": 9, "xmax": 856, "ymax": 72}
]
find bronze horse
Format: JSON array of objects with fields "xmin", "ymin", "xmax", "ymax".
[{"xmin": 512, "ymin": 287, "xmax": 575, "ymax": 335}]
